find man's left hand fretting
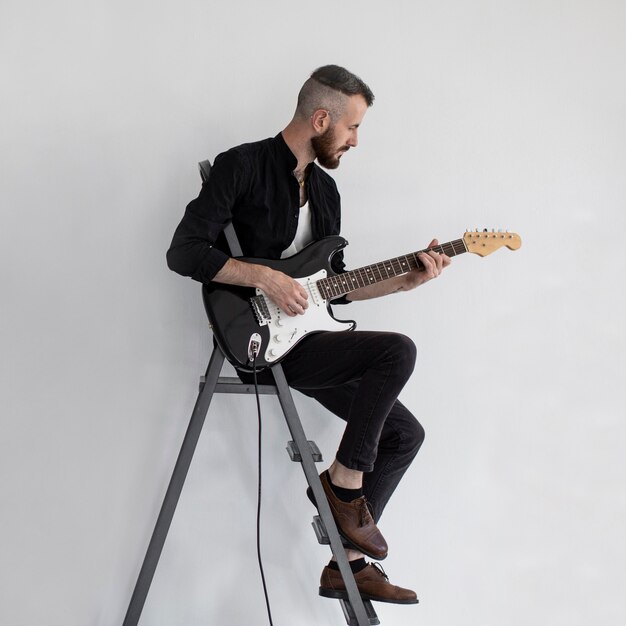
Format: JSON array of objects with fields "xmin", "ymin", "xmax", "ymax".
[{"xmin": 404, "ymin": 238, "xmax": 451, "ymax": 289}]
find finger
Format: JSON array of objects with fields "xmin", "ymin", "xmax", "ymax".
[
  {"xmin": 418, "ymin": 252, "xmax": 437, "ymax": 278},
  {"xmin": 428, "ymin": 238, "xmax": 452, "ymax": 270},
  {"xmin": 425, "ymin": 239, "xmax": 441, "ymax": 274},
  {"xmin": 297, "ymin": 291, "xmax": 309, "ymax": 309},
  {"xmin": 433, "ymin": 250, "xmax": 445, "ymax": 272},
  {"xmin": 425, "ymin": 250, "xmax": 442, "ymax": 275},
  {"xmin": 426, "ymin": 249, "xmax": 442, "ymax": 271},
  {"xmin": 293, "ymin": 282, "xmax": 308, "ymax": 309}
]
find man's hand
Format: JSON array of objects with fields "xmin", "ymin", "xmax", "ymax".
[
  {"xmin": 258, "ymin": 266, "xmax": 309, "ymax": 317},
  {"xmin": 213, "ymin": 258, "xmax": 308, "ymax": 317},
  {"xmin": 402, "ymin": 238, "xmax": 451, "ymax": 290}
]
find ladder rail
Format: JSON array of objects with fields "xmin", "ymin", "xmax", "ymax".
[
  {"xmin": 122, "ymin": 348, "xmax": 225, "ymax": 626},
  {"xmin": 272, "ymin": 364, "xmax": 372, "ymax": 626}
]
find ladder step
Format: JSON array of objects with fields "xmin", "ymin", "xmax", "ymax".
[
  {"xmin": 339, "ymin": 598, "xmax": 380, "ymax": 626},
  {"xmin": 199, "ymin": 375, "xmax": 279, "ymax": 395},
  {"xmin": 311, "ymin": 515, "xmax": 350, "ymax": 548},
  {"xmin": 286, "ymin": 440, "xmax": 323, "ymax": 462}
]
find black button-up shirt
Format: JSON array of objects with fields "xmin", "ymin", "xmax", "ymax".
[{"xmin": 167, "ymin": 132, "xmax": 346, "ymax": 284}]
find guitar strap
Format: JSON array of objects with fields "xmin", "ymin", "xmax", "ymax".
[{"xmin": 197, "ymin": 159, "xmax": 243, "ymax": 257}]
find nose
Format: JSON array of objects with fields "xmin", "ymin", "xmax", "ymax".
[{"xmin": 348, "ymin": 129, "xmax": 358, "ymax": 147}]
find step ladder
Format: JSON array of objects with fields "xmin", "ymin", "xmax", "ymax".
[{"xmin": 122, "ymin": 343, "xmax": 379, "ymax": 626}]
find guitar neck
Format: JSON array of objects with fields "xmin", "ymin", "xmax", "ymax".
[{"xmin": 317, "ymin": 239, "xmax": 467, "ymax": 300}]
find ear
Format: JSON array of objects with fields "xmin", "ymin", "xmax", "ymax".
[{"xmin": 311, "ymin": 109, "xmax": 330, "ymax": 134}]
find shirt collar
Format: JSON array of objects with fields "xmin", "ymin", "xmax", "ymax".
[{"xmin": 274, "ymin": 132, "xmax": 299, "ymax": 170}]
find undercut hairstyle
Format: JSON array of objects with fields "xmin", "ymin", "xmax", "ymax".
[{"xmin": 295, "ymin": 65, "xmax": 374, "ymax": 121}]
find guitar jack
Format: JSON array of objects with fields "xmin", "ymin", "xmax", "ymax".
[{"xmin": 248, "ymin": 333, "xmax": 262, "ymax": 363}]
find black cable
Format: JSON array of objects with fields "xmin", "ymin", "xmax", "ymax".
[{"xmin": 253, "ymin": 354, "xmax": 274, "ymax": 626}]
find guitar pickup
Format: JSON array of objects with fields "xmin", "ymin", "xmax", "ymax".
[{"xmin": 250, "ymin": 295, "xmax": 271, "ymax": 326}]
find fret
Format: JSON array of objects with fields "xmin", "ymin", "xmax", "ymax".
[
  {"xmin": 331, "ymin": 276, "xmax": 341, "ymax": 295},
  {"xmin": 347, "ymin": 270, "xmax": 359, "ymax": 289},
  {"xmin": 354, "ymin": 268, "xmax": 366, "ymax": 288}
]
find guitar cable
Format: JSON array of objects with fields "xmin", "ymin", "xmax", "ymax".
[{"xmin": 252, "ymin": 350, "xmax": 275, "ymax": 626}]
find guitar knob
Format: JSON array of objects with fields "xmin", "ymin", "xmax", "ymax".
[
  {"xmin": 269, "ymin": 349, "xmax": 278, "ymax": 357},
  {"xmin": 273, "ymin": 335, "xmax": 283, "ymax": 343},
  {"xmin": 276, "ymin": 318, "xmax": 285, "ymax": 327}
]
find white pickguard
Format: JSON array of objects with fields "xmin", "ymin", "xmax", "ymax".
[{"xmin": 255, "ymin": 269, "xmax": 352, "ymax": 363}]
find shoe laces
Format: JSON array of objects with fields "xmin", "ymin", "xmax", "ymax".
[
  {"xmin": 370, "ymin": 562, "xmax": 389, "ymax": 581},
  {"xmin": 356, "ymin": 496, "xmax": 373, "ymax": 527}
]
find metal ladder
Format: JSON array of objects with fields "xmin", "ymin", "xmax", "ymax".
[{"xmin": 121, "ymin": 342, "xmax": 379, "ymax": 626}]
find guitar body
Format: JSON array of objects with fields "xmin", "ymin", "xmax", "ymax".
[{"xmin": 202, "ymin": 236, "xmax": 356, "ymax": 372}]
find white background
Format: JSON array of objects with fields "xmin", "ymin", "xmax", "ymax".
[{"xmin": 1, "ymin": 1, "xmax": 625, "ymax": 625}]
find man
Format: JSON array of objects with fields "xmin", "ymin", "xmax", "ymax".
[{"xmin": 167, "ymin": 65, "xmax": 450, "ymax": 604}]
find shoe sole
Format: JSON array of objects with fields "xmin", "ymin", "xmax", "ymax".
[{"xmin": 319, "ymin": 586, "xmax": 419, "ymax": 605}]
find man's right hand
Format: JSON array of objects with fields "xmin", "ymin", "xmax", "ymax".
[
  {"xmin": 213, "ymin": 258, "xmax": 308, "ymax": 317},
  {"xmin": 257, "ymin": 266, "xmax": 309, "ymax": 317}
]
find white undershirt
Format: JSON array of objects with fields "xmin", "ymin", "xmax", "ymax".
[{"xmin": 281, "ymin": 201, "xmax": 313, "ymax": 258}]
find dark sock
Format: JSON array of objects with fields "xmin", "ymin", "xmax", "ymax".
[
  {"xmin": 327, "ymin": 471, "xmax": 363, "ymax": 503},
  {"xmin": 328, "ymin": 558, "xmax": 367, "ymax": 574}
]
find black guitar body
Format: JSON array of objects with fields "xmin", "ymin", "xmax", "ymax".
[{"xmin": 202, "ymin": 236, "xmax": 356, "ymax": 372}]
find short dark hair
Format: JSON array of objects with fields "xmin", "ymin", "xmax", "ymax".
[
  {"xmin": 295, "ymin": 65, "xmax": 374, "ymax": 120},
  {"xmin": 310, "ymin": 65, "xmax": 374, "ymax": 106}
]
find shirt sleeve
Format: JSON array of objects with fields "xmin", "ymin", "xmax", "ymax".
[{"xmin": 166, "ymin": 149, "xmax": 247, "ymax": 283}]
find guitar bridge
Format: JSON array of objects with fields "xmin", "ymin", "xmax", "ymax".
[{"xmin": 250, "ymin": 295, "xmax": 271, "ymax": 326}]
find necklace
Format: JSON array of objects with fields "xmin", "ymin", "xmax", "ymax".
[{"xmin": 294, "ymin": 170, "xmax": 306, "ymax": 188}]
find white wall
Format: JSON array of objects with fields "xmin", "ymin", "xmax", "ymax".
[{"xmin": 1, "ymin": 1, "xmax": 625, "ymax": 625}]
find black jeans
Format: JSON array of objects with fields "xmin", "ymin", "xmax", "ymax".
[{"xmin": 246, "ymin": 330, "xmax": 425, "ymax": 522}]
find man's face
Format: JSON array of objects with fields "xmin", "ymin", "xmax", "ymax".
[{"xmin": 312, "ymin": 94, "xmax": 368, "ymax": 169}]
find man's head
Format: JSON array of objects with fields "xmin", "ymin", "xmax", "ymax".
[
  {"xmin": 295, "ymin": 65, "xmax": 374, "ymax": 169},
  {"xmin": 296, "ymin": 65, "xmax": 374, "ymax": 120}
]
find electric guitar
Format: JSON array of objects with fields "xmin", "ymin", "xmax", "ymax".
[{"xmin": 203, "ymin": 230, "xmax": 522, "ymax": 371}]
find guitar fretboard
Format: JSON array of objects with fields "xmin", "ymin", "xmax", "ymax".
[{"xmin": 317, "ymin": 239, "xmax": 467, "ymax": 300}]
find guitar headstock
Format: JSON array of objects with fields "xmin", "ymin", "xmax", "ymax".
[{"xmin": 463, "ymin": 229, "xmax": 522, "ymax": 257}]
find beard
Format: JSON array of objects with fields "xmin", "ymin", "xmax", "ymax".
[{"xmin": 311, "ymin": 125, "xmax": 350, "ymax": 169}]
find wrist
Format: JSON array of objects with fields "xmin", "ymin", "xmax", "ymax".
[
  {"xmin": 400, "ymin": 273, "xmax": 419, "ymax": 291},
  {"xmin": 253, "ymin": 264, "xmax": 274, "ymax": 291}
]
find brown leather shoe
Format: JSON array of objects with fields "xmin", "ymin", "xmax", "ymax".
[
  {"xmin": 313, "ymin": 470, "xmax": 388, "ymax": 560},
  {"xmin": 319, "ymin": 563, "xmax": 418, "ymax": 604}
]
